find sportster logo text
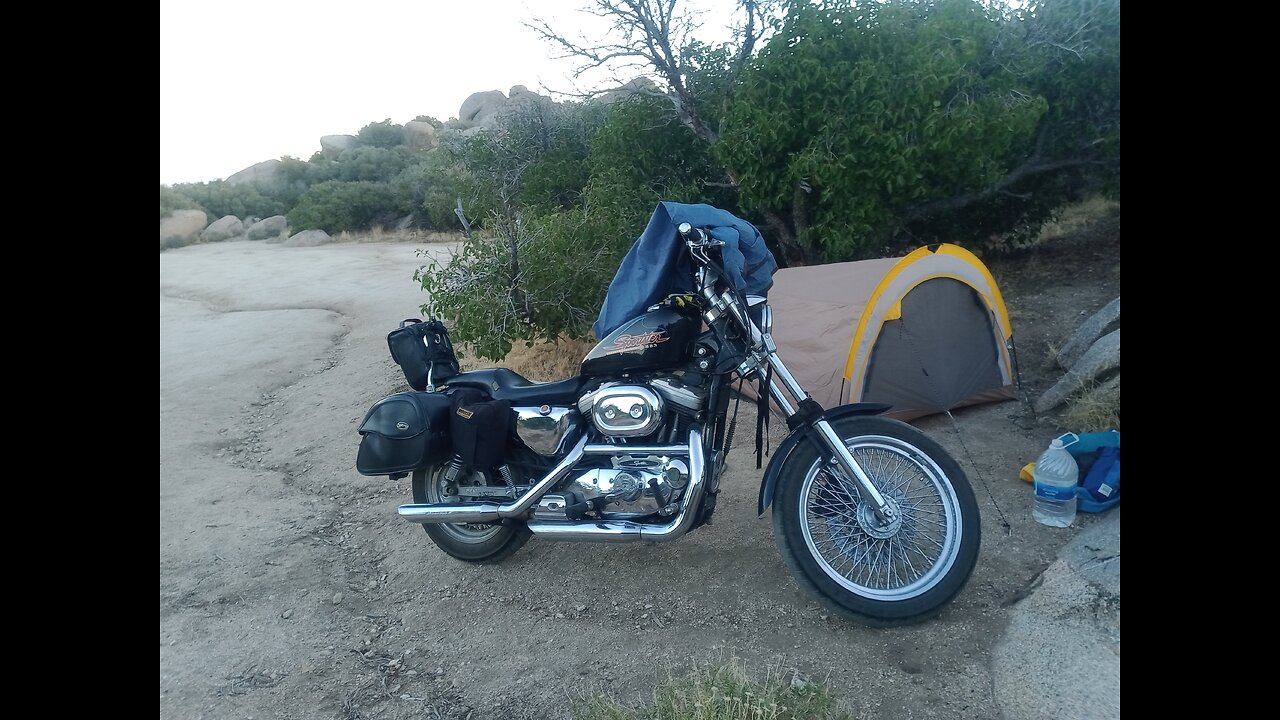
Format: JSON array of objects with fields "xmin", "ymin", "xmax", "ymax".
[{"xmin": 608, "ymin": 330, "xmax": 670, "ymax": 353}]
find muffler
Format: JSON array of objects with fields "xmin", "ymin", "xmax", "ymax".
[{"xmin": 397, "ymin": 503, "xmax": 502, "ymax": 524}]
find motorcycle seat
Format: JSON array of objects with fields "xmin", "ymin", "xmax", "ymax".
[{"xmin": 445, "ymin": 368, "xmax": 585, "ymax": 406}]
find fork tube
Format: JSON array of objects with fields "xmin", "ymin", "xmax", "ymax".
[{"xmin": 766, "ymin": 351, "xmax": 892, "ymax": 521}]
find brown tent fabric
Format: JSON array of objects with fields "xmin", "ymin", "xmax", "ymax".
[{"xmin": 745, "ymin": 245, "xmax": 1015, "ymax": 421}]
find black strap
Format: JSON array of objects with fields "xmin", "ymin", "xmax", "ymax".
[{"xmin": 755, "ymin": 363, "xmax": 773, "ymax": 469}]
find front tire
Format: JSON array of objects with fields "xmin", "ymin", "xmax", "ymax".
[
  {"xmin": 411, "ymin": 465, "xmax": 530, "ymax": 563},
  {"xmin": 772, "ymin": 416, "xmax": 980, "ymax": 626}
]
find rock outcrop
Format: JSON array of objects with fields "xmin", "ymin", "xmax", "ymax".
[
  {"xmin": 403, "ymin": 121, "xmax": 438, "ymax": 151},
  {"xmin": 283, "ymin": 229, "xmax": 332, "ymax": 247},
  {"xmin": 246, "ymin": 215, "xmax": 289, "ymax": 241},
  {"xmin": 459, "ymin": 90, "xmax": 508, "ymax": 125},
  {"xmin": 1036, "ymin": 329, "xmax": 1121, "ymax": 413},
  {"xmin": 201, "ymin": 215, "xmax": 245, "ymax": 243},
  {"xmin": 160, "ymin": 209, "xmax": 208, "ymax": 247},
  {"xmin": 1057, "ymin": 297, "xmax": 1120, "ymax": 370},
  {"xmin": 226, "ymin": 159, "xmax": 282, "ymax": 188},
  {"xmin": 320, "ymin": 134, "xmax": 358, "ymax": 159}
]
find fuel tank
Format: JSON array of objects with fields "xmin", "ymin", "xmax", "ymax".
[{"xmin": 581, "ymin": 306, "xmax": 697, "ymax": 376}]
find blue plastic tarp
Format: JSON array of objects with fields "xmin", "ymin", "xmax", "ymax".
[{"xmin": 593, "ymin": 202, "xmax": 778, "ymax": 338}]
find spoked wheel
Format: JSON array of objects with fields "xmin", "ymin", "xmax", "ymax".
[
  {"xmin": 772, "ymin": 416, "xmax": 979, "ymax": 626},
  {"xmin": 411, "ymin": 464, "xmax": 530, "ymax": 563}
]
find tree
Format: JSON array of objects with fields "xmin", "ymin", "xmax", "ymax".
[
  {"xmin": 528, "ymin": 0, "xmax": 1120, "ymax": 263},
  {"xmin": 356, "ymin": 119, "xmax": 406, "ymax": 148},
  {"xmin": 287, "ymin": 181, "xmax": 399, "ymax": 233}
]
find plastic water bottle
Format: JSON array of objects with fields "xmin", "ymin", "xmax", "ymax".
[{"xmin": 1033, "ymin": 438, "xmax": 1079, "ymax": 527}]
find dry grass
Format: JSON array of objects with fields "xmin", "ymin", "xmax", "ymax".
[
  {"xmin": 1033, "ymin": 197, "xmax": 1120, "ymax": 245},
  {"xmin": 571, "ymin": 659, "xmax": 849, "ymax": 720},
  {"xmin": 333, "ymin": 225, "xmax": 463, "ymax": 245},
  {"xmin": 1061, "ymin": 374, "xmax": 1120, "ymax": 432},
  {"xmin": 461, "ymin": 336, "xmax": 597, "ymax": 381}
]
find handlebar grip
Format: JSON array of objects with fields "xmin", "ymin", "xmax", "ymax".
[{"xmin": 677, "ymin": 222, "xmax": 694, "ymax": 240}]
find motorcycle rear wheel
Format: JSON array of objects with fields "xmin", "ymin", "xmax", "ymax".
[
  {"xmin": 411, "ymin": 465, "xmax": 530, "ymax": 563},
  {"xmin": 772, "ymin": 416, "xmax": 980, "ymax": 626}
]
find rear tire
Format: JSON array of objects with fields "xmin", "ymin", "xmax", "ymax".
[
  {"xmin": 772, "ymin": 416, "xmax": 980, "ymax": 626},
  {"xmin": 411, "ymin": 465, "xmax": 531, "ymax": 563}
]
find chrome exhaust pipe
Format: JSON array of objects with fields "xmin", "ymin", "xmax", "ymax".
[
  {"xmin": 397, "ymin": 435, "xmax": 588, "ymax": 525},
  {"xmin": 398, "ymin": 503, "xmax": 502, "ymax": 524},
  {"xmin": 526, "ymin": 428, "xmax": 706, "ymax": 543}
]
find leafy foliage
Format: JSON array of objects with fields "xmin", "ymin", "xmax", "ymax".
[
  {"xmin": 286, "ymin": 181, "xmax": 400, "ymax": 233},
  {"xmin": 168, "ymin": 180, "xmax": 284, "ymax": 221},
  {"xmin": 160, "ymin": 184, "xmax": 199, "ymax": 219},
  {"xmin": 356, "ymin": 119, "xmax": 406, "ymax": 148},
  {"xmin": 719, "ymin": 0, "xmax": 1045, "ymax": 261}
]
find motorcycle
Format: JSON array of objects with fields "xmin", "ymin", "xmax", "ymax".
[{"xmin": 357, "ymin": 218, "xmax": 980, "ymax": 625}]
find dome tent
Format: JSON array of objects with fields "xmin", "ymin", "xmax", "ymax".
[{"xmin": 764, "ymin": 244, "xmax": 1015, "ymax": 420}]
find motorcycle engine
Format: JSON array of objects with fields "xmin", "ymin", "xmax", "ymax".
[
  {"xmin": 567, "ymin": 454, "xmax": 690, "ymax": 518},
  {"xmin": 578, "ymin": 377, "xmax": 708, "ymax": 438},
  {"xmin": 564, "ymin": 376, "xmax": 708, "ymax": 518}
]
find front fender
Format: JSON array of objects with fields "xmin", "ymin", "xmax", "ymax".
[{"xmin": 756, "ymin": 402, "xmax": 890, "ymax": 516}]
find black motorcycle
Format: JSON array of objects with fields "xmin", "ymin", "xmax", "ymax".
[{"xmin": 357, "ymin": 222, "xmax": 979, "ymax": 625}]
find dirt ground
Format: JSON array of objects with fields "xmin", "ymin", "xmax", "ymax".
[{"xmin": 159, "ymin": 218, "xmax": 1120, "ymax": 720}]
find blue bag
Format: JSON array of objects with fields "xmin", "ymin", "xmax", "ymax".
[{"xmin": 1057, "ymin": 431, "xmax": 1121, "ymax": 512}]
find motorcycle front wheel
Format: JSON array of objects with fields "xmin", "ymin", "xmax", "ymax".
[
  {"xmin": 411, "ymin": 464, "xmax": 530, "ymax": 563},
  {"xmin": 772, "ymin": 416, "xmax": 980, "ymax": 626}
]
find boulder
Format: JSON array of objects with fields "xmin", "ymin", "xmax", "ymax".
[
  {"xmin": 459, "ymin": 90, "xmax": 508, "ymax": 125},
  {"xmin": 226, "ymin": 159, "xmax": 282, "ymax": 188},
  {"xmin": 283, "ymin": 229, "xmax": 333, "ymax": 247},
  {"xmin": 1057, "ymin": 297, "xmax": 1120, "ymax": 369},
  {"xmin": 160, "ymin": 209, "xmax": 208, "ymax": 247},
  {"xmin": 992, "ymin": 510, "xmax": 1120, "ymax": 720},
  {"xmin": 403, "ymin": 121, "xmax": 438, "ymax": 151},
  {"xmin": 201, "ymin": 215, "xmax": 244, "ymax": 243},
  {"xmin": 595, "ymin": 76, "xmax": 660, "ymax": 104},
  {"xmin": 1036, "ymin": 329, "xmax": 1121, "ymax": 412},
  {"xmin": 246, "ymin": 215, "xmax": 289, "ymax": 241},
  {"xmin": 320, "ymin": 134, "xmax": 358, "ymax": 159}
]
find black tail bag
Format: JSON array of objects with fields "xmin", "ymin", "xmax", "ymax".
[
  {"xmin": 356, "ymin": 391, "xmax": 452, "ymax": 476},
  {"xmin": 387, "ymin": 319, "xmax": 460, "ymax": 391}
]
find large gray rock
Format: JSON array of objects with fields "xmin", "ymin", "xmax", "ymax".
[
  {"xmin": 1036, "ymin": 330, "xmax": 1121, "ymax": 413},
  {"xmin": 283, "ymin": 229, "xmax": 332, "ymax": 247},
  {"xmin": 1058, "ymin": 297, "xmax": 1120, "ymax": 369},
  {"xmin": 403, "ymin": 121, "xmax": 438, "ymax": 151},
  {"xmin": 595, "ymin": 76, "xmax": 660, "ymax": 104},
  {"xmin": 160, "ymin": 209, "xmax": 208, "ymax": 247},
  {"xmin": 320, "ymin": 134, "xmax": 358, "ymax": 159},
  {"xmin": 246, "ymin": 215, "xmax": 289, "ymax": 241},
  {"xmin": 993, "ymin": 510, "xmax": 1120, "ymax": 720},
  {"xmin": 226, "ymin": 159, "xmax": 282, "ymax": 188},
  {"xmin": 459, "ymin": 90, "xmax": 507, "ymax": 125},
  {"xmin": 201, "ymin": 215, "xmax": 244, "ymax": 243}
]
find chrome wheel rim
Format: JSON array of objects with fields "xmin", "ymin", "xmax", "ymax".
[
  {"xmin": 426, "ymin": 467, "xmax": 503, "ymax": 543},
  {"xmin": 799, "ymin": 435, "xmax": 962, "ymax": 601}
]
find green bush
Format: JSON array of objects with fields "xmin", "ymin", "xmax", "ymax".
[
  {"xmin": 356, "ymin": 119, "xmax": 405, "ymax": 148},
  {"xmin": 332, "ymin": 146, "xmax": 415, "ymax": 183},
  {"xmin": 160, "ymin": 184, "xmax": 199, "ymax": 219},
  {"xmin": 392, "ymin": 151, "xmax": 469, "ymax": 231},
  {"xmin": 287, "ymin": 180, "xmax": 400, "ymax": 233},
  {"xmin": 169, "ymin": 180, "xmax": 284, "ymax": 221}
]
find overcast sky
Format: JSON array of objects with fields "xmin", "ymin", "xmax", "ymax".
[{"xmin": 160, "ymin": 0, "xmax": 645, "ymax": 185}]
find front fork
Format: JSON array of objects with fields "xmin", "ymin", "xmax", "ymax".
[
  {"xmin": 717, "ymin": 294, "xmax": 894, "ymax": 524},
  {"xmin": 764, "ymin": 352, "xmax": 894, "ymax": 523}
]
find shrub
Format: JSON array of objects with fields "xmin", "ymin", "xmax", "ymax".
[{"xmin": 287, "ymin": 180, "xmax": 399, "ymax": 233}]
